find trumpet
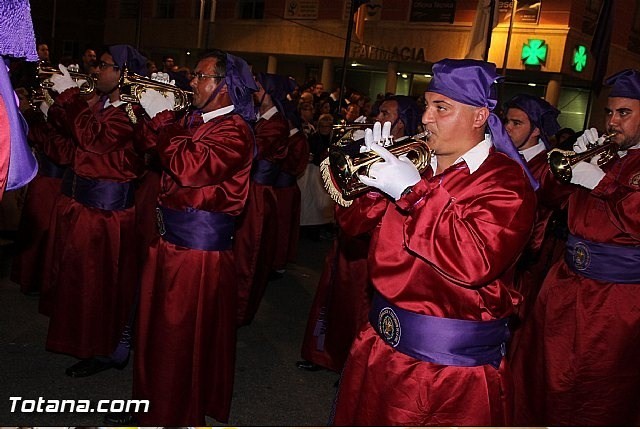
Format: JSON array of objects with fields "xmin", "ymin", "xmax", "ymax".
[
  {"xmin": 37, "ymin": 64, "xmax": 96, "ymax": 95},
  {"xmin": 119, "ymin": 68, "xmax": 193, "ymax": 112},
  {"xmin": 331, "ymin": 121, "xmax": 377, "ymax": 146},
  {"xmin": 320, "ymin": 130, "xmax": 433, "ymax": 207},
  {"xmin": 547, "ymin": 132, "xmax": 619, "ymax": 183}
]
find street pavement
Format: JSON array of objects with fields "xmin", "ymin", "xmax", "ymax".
[{"xmin": 0, "ymin": 233, "xmax": 339, "ymax": 426}]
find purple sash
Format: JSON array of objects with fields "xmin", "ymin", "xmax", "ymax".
[
  {"xmin": 156, "ymin": 205, "xmax": 235, "ymax": 251},
  {"xmin": 565, "ymin": 233, "xmax": 640, "ymax": 283},
  {"xmin": 38, "ymin": 154, "xmax": 66, "ymax": 179},
  {"xmin": 61, "ymin": 171, "xmax": 134, "ymax": 211},
  {"xmin": 252, "ymin": 158, "xmax": 280, "ymax": 185},
  {"xmin": 370, "ymin": 293, "xmax": 509, "ymax": 368},
  {"xmin": 274, "ymin": 171, "xmax": 296, "ymax": 188}
]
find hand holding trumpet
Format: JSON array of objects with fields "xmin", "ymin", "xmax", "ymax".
[{"xmin": 357, "ymin": 121, "xmax": 421, "ymax": 201}]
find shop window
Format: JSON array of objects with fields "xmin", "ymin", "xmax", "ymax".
[
  {"xmin": 239, "ymin": 0, "xmax": 264, "ymax": 19},
  {"xmin": 156, "ymin": 0, "xmax": 175, "ymax": 18},
  {"xmin": 119, "ymin": 0, "xmax": 139, "ymax": 19}
]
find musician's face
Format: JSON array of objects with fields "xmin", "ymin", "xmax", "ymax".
[
  {"xmin": 422, "ymin": 91, "xmax": 488, "ymax": 159},
  {"xmin": 95, "ymin": 53, "xmax": 121, "ymax": 93},
  {"xmin": 190, "ymin": 57, "xmax": 225, "ymax": 111},
  {"xmin": 504, "ymin": 107, "xmax": 539, "ymax": 150},
  {"xmin": 605, "ymin": 97, "xmax": 640, "ymax": 150},
  {"xmin": 376, "ymin": 100, "xmax": 405, "ymax": 139}
]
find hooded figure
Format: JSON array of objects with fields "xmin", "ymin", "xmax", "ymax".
[{"xmin": 505, "ymin": 94, "xmax": 561, "ymax": 149}]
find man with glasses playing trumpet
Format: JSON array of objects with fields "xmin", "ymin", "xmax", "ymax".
[
  {"xmin": 513, "ymin": 70, "xmax": 640, "ymax": 426},
  {"xmin": 330, "ymin": 59, "xmax": 537, "ymax": 426},
  {"xmin": 127, "ymin": 49, "xmax": 257, "ymax": 425},
  {"xmin": 41, "ymin": 44, "xmax": 147, "ymax": 378}
]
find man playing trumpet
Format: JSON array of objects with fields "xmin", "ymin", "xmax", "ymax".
[
  {"xmin": 513, "ymin": 69, "xmax": 640, "ymax": 425},
  {"xmin": 331, "ymin": 59, "xmax": 537, "ymax": 426}
]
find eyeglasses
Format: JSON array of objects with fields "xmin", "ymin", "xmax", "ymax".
[
  {"xmin": 192, "ymin": 72, "xmax": 225, "ymax": 81},
  {"xmin": 98, "ymin": 61, "xmax": 119, "ymax": 70}
]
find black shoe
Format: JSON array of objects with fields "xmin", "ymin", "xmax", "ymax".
[
  {"xmin": 295, "ymin": 360, "xmax": 322, "ymax": 371},
  {"xmin": 104, "ymin": 411, "xmax": 136, "ymax": 425},
  {"xmin": 65, "ymin": 357, "xmax": 119, "ymax": 377}
]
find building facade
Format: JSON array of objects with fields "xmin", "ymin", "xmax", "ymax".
[{"xmin": 33, "ymin": 0, "xmax": 640, "ymax": 130}]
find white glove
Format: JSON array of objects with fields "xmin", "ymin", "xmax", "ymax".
[
  {"xmin": 139, "ymin": 88, "xmax": 175, "ymax": 119},
  {"xmin": 570, "ymin": 161, "xmax": 606, "ymax": 190},
  {"xmin": 358, "ymin": 127, "xmax": 421, "ymax": 200},
  {"xmin": 39, "ymin": 101, "xmax": 50, "ymax": 120},
  {"xmin": 150, "ymin": 72, "xmax": 175, "ymax": 86},
  {"xmin": 574, "ymin": 127, "xmax": 605, "ymax": 153},
  {"xmin": 49, "ymin": 64, "xmax": 76, "ymax": 94},
  {"xmin": 359, "ymin": 121, "xmax": 383, "ymax": 152}
]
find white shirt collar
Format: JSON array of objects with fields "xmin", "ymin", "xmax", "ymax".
[
  {"xmin": 289, "ymin": 127, "xmax": 299, "ymax": 137},
  {"xmin": 202, "ymin": 105, "xmax": 234, "ymax": 123},
  {"xmin": 104, "ymin": 98, "xmax": 125, "ymax": 109},
  {"xmin": 257, "ymin": 105, "xmax": 278, "ymax": 121},
  {"xmin": 520, "ymin": 139, "xmax": 546, "ymax": 162},
  {"xmin": 429, "ymin": 135, "xmax": 492, "ymax": 175}
]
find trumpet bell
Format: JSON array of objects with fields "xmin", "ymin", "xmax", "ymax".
[{"xmin": 547, "ymin": 132, "xmax": 619, "ymax": 184}]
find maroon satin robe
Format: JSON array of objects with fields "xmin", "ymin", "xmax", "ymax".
[
  {"xmin": 235, "ymin": 110, "xmax": 289, "ymax": 326},
  {"xmin": 513, "ymin": 148, "xmax": 640, "ymax": 426},
  {"xmin": 299, "ymin": 194, "xmax": 378, "ymax": 372},
  {"xmin": 333, "ymin": 150, "xmax": 536, "ymax": 426},
  {"xmin": 273, "ymin": 129, "xmax": 309, "ymax": 270},
  {"xmin": 133, "ymin": 110, "xmax": 254, "ymax": 425},
  {"xmin": 11, "ymin": 107, "xmax": 73, "ymax": 295},
  {"xmin": 508, "ymin": 149, "xmax": 566, "ymax": 355},
  {"xmin": 43, "ymin": 90, "xmax": 143, "ymax": 358}
]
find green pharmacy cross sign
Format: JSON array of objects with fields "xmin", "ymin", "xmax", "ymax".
[
  {"xmin": 573, "ymin": 45, "xmax": 588, "ymax": 72},
  {"xmin": 521, "ymin": 39, "xmax": 548, "ymax": 66}
]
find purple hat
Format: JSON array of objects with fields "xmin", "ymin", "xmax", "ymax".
[
  {"xmin": 225, "ymin": 53, "xmax": 258, "ymax": 122},
  {"xmin": 256, "ymin": 72, "xmax": 296, "ymax": 114},
  {"xmin": 428, "ymin": 58, "xmax": 538, "ymax": 190},
  {"xmin": 0, "ymin": 0, "xmax": 37, "ymax": 61},
  {"xmin": 108, "ymin": 44, "xmax": 147, "ymax": 76},
  {"xmin": 605, "ymin": 69, "xmax": 640, "ymax": 99},
  {"xmin": 506, "ymin": 94, "xmax": 560, "ymax": 149}
]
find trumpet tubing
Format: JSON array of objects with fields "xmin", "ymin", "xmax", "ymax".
[
  {"xmin": 547, "ymin": 132, "xmax": 618, "ymax": 183},
  {"xmin": 321, "ymin": 131, "xmax": 432, "ymax": 207},
  {"xmin": 119, "ymin": 69, "xmax": 193, "ymax": 112},
  {"xmin": 37, "ymin": 64, "xmax": 95, "ymax": 95}
]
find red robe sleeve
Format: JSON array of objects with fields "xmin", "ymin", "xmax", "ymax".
[
  {"xmin": 157, "ymin": 114, "xmax": 254, "ymax": 188},
  {"xmin": 590, "ymin": 150, "xmax": 640, "ymax": 239},
  {"xmin": 50, "ymin": 88, "xmax": 135, "ymax": 154},
  {"xmin": 281, "ymin": 131, "xmax": 309, "ymax": 177},
  {"xmin": 336, "ymin": 191, "xmax": 389, "ymax": 237},
  {"xmin": 395, "ymin": 156, "xmax": 537, "ymax": 288}
]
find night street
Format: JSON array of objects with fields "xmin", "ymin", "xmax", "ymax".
[{"xmin": 0, "ymin": 232, "xmax": 338, "ymax": 426}]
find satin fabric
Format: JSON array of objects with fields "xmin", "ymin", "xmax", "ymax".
[
  {"xmin": 300, "ymin": 193, "xmax": 384, "ymax": 372},
  {"xmin": 509, "ymin": 150, "xmax": 566, "ymax": 351},
  {"xmin": 11, "ymin": 110, "xmax": 73, "ymax": 295},
  {"xmin": 42, "ymin": 92, "xmax": 143, "ymax": 357},
  {"xmin": 512, "ymin": 148, "xmax": 640, "ymax": 426},
  {"xmin": 273, "ymin": 129, "xmax": 309, "ymax": 270},
  {"xmin": 235, "ymin": 111, "xmax": 289, "ymax": 326},
  {"xmin": 133, "ymin": 110, "xmax": 254, "ymax": 424},
  {"xmin": 333, "ymin": 149, "xmax": 536, "ymax": 425}
]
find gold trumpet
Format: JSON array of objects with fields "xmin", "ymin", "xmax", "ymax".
[
  {"xmin": 320, "ymin": 130, "xmax": 433, "ymax": 207},
  {"xmin": 331, "ymin": 121, "xmax": 377, "ymax": 146},
  {"xmin": 37, "ymin": 64, "xmax": 96, "ymax": 95},
  {"xmin": 119, "ymin": 68, "xmax": 193, "ymax": 111},
  {"xmin": 547, "ymin": 132, "xmax": 619, "ymax": 183}
]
